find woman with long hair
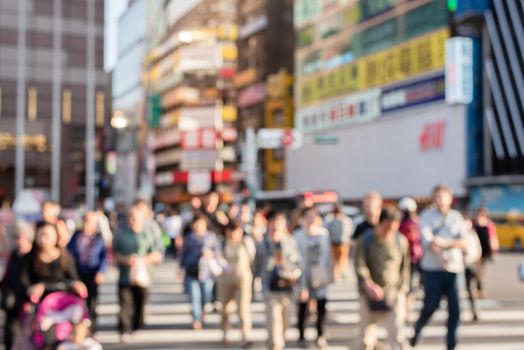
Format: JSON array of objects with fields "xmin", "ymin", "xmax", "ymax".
[{"xmin": 20, "ymin": 222, "xmax": 87, "ymax": 303}]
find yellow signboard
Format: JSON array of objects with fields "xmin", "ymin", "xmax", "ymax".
[{"xmin": 299, "ymin": 28, "xmax": 449, "ymax": 106}]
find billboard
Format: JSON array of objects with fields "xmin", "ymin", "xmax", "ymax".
[{"xmin": 299, "ymin": 28, "xmax": 449, "ymax": 106}]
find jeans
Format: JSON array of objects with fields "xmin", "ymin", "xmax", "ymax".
[
  {"xmin": 413, "ymin": 271, "xmax": 460, "ymax": 350},
  {"xmin": 184, "ymin": 276, "xmax": 214, "ymax": 322}
]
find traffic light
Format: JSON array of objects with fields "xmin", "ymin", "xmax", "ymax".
[{"xmin": 447, "ymin": 0, "xmax": 458, "ymax": 12}]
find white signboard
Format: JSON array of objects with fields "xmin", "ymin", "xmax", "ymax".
[
  {"xmin": 256, "ymin": 129, "xmax": 303, "ymax": 149},
  {"xmin": 178, "ymin": 107, "xmax": 219, "ymax": 131},
  {"xmin": 188, "ymin": 171, "xmax": 212, "ymax": 195},
  {"xmin": 296, "ymin": 89, "xmax": 381, "ymax": 132},
  {"xmin": 180, "ymin": 150, "xmax": 217, "ymax": 170},
  {"xmin": 445, "ymin": 37, "xmax": 473, "ymax": 104},
  {"xmin": 179, "ymin": 45, "xmax": 222, "ymax": 72}
]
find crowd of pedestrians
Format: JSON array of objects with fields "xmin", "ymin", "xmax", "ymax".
[{"xmin": 0, "ymin": 183, "xmax": 500, "ymax": 350}]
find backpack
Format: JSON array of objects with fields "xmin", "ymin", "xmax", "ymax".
[{"xmin": 327, "ymin": 218, "xmax": 344, "ymax": 245}]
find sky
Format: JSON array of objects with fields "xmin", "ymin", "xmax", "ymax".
[{"xmin": 104, "ymin": 0, "xmax": 128, "ymax": 72}]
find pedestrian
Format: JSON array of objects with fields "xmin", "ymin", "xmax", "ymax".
[
  {"xmin": 113, "ymin": 207, "xmax": 163, "ymax": 342},
  {"xmin": 1, "ymin": 222, "xmax": 34, "ymax": 350},
  {"xmin": 410, "ymin": 184, "xmax": 467, "ymax": 350},
  {"xmin": 263, "ymin": 211, "xmax": 301, "ymax": 350},
  {"xmin": 20, "ymin": 221, "xmax": 87, "ymax": 299},
  {"xmin": 473, "ymin": 207, "xmax": 499, "ymax": 299},
  {"xmin": 180, "ymin": 214, "xmax": 223, "ymax": 330},
  {"xmin": 463, "ymin": 215, "xmax": 482, "ymax": 321},
  {"xmin": 398, "ymin": 197, "xmax": 423, "ymax": 308},
  {"xmin": 295, "ymin": 207, "xmax": 333, "ymax": 349},
  {"xmin": 353, "ymin": 206, "xmax": 410, "ymax": 350},
  {"xmin": 353, "ymin": 192, "xmax": 382, "ymax": 241},
  {"xmin": 252, "ymin": 209, "xmax": 269, "ymax": 297},
  {"xmin": 162, "ymin": 206, "xmax": 183, "ymax": 257},
  {"xmin": 326, "ymin": 204, "xmax": 353, "ymax": 282},
  {"xmin": 67, "ymin": 211, "xmax": 108, "ymax": 331},
  {"xmin": 218, "ymin": 221, "xmax": 253, "ymax": 348},
  {"xmin": 133, "ymin": 199, "xmax": 166, "ymax": 255},
  {"xmin": 41, "ymin": 200, "xmax": 71, "ymax": 248}
]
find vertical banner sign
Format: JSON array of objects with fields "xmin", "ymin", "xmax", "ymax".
[{"xmin": 445, "ymin": 37, "xmax": 473, "ymax": 104}]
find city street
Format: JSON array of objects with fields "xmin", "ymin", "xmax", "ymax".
[{"xmin": 91, "ymin": 253, "xmax": 524, "ymax": 350}]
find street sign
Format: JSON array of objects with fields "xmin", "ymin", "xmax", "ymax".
[
  {"xmin": 445, "ymin": 37, "xmax": 473, "ymax": 104},
  {"xmin": 256, "ymin": 128, "xmax": 303, "ymax": 149},
  {"xmin": 188, "ymin": 171, "xmax": 211, "ymax": 195},
  {"xmin": 313, "ymin": 135, "xmax": 339, "ymax": 145}
]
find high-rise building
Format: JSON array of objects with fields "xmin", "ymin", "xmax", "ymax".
[
  {"xmin": 236, "ymin": 0, "xmax": 294, "ymax": 190},
  {"xmin": 286, "ymin": 0, "xmax": 524, "ymax": 214},
  {"xmin": 0, "ymin": 0, "xmax": 109, "ymax": 207},
  {"xmin": 145, "ymin": 0, "xmax": 239, "ymax": 204},
  {"xmin": 288, "ymin": 0, "xmax": 465, "ymax": 201},
  {"xmin": 111, "ymin": 0, "xmax": 164, "ymax": 208}
]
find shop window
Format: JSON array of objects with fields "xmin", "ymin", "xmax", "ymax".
[
  {"xmin": 63, "ymin": 89, "xmax": 72, "ymax": 124},
  {"xmin": 96, "ymin": 91, "xmax": 105, "ymax": 127},
  {"xmin": 27, "ymin": 87, "xmax": 37, "ymax": 121}
]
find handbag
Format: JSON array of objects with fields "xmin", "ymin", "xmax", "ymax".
[
  {"xmin": 129, "ymin": 258, "xmax": 151, "ymax": 288},
  {"xmin": 310, "ymin": 265, "xmax": 330, "ymax": 289},
  {"xmin": 367, "ymin": 296, "xmax": 396, "ymax": 311}
]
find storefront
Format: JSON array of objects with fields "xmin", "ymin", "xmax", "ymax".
[{"xmin": 286, "ymin": 102, "xmax": 467, "ymax": 201}]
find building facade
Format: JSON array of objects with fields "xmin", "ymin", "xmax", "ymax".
[
  {"xmin": 236, "ymin": 0, "xmax": 294, "ymax": 190},
  {"xmin": 0, "ymin": 0, "xmax": 108, "ymax": 207},
  {"xmin": 145, "ymin": 0, "xmax": 239, "ymax": 204},
  {"xmin": 288, "ymin": 0, "xmax": 465, "ymax": 201},
  {"xmin": 288, "ymin": 0, "xmax": 524, "ymax": 213}
]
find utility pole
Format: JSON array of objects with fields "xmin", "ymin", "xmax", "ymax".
[
  {"xmin": 15, "ymin": 0, "xmax": 27, "ymax": 198},
  {"xmin": 86, "ymin": 0, "xmax": 96, "ymax": 209},
  {"xmin": 51, "ymin": 0, "xmax": 62, "ymax": 202}
]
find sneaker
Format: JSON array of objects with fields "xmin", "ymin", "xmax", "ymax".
[{"xmin": 316, "ymin": 336, "xmax": 328, "ymax": 349}]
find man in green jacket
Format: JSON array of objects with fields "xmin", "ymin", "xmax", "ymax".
[{"xmin": 354, "ymin": 206, "xmax": 410, "ymax": 350}]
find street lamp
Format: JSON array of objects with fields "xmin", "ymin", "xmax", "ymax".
[{"xmin": 111, "ymin": 110, "xmax": 129, "ymax": 129}]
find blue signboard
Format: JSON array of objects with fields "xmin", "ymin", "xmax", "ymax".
[{"xmin": 381, "ymin": 74, "xmax": 445, "ymax": 114}]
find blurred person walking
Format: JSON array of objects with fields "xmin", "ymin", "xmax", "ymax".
[
  {"xmin": 295, "ymin": 207, "xmax": 333, "ymax": 348},
  {"xmin": 263, "ymin": 212, "xmax": 301, "ymax": 350},
  {"xmin": 473, "ymin": 208, "xmax": 499, "ymax": 299},
  {"xmin": 1, "ymin": 222, "xmax": 34, "ymax": 350},
  {"xmin": 180, "ymin": 214, "xmax": 223, "ymax": 330},
  {"xmin": 162, "ymin": 206, "xmax": 183, "ymax": 257},
  {"xmin": 218, "ymin": 221, "xmax": 253, "ymax": 347},
  {"xmin": 113, "ymin": 207, "xmax": 163, "ymax": 342},
  {"xmin": 410, "ymin": 184, "xmax": 467, "ymax": 350},
  {"xmin": 41, "ymin": 200, "xmax": 71, "ymax": 247},
  {"xmin": 67, "ymin": 211, "xmax": 108, "ymax": 330},
  {"xmin": 133, "ymin": 199, "xmax": 166, "ymax": 255},
  {"xmin": 353, "ymin": 207, "xmax": 410, "ymax": 350},
  {"xmin": 353, "ymin": 192, "xmax": 383, "ymax": 241},
  {"xmin": 463, "ymin": 215, "xmax": 482, "ymax": 321},
  {"xmin": 252, "ymin": 209, "xmax": 269, "ymax": 297},
  {"xmin": 326, "ymin": 205, "xmax": 353, "ymax": 281},
  {"xmin": 398, "ymin": 197, "xmax": 423, "ymax": 306},
  {"xmin": 20, "ymin": 222, "xmax": 87, "ymax": 300}
]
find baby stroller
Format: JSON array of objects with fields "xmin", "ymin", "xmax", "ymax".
[{"xmin": 15, "ymin": 291, "xmax": 101, "ymax": 350}]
